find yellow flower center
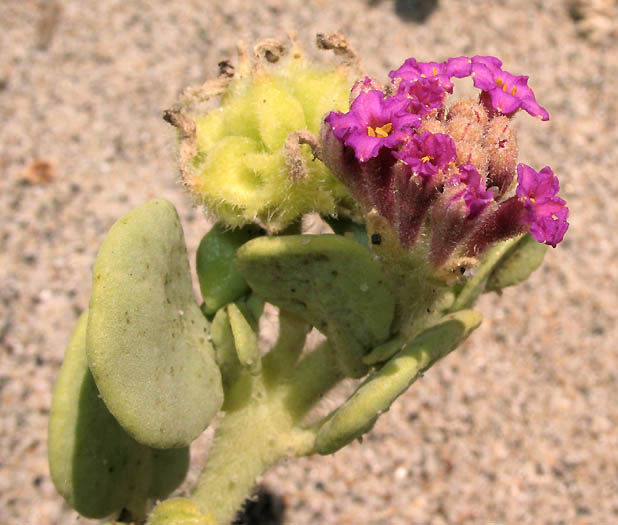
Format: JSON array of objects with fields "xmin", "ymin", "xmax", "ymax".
[
  {"xmin": 420, "ymin": 67, "xmax": 438, "ymax": 79},
  {"xmin": 421, "ymin": 155, "xmax": 433, "ymax": 163},
  {"xmin": 496, "ymin": 77, "xmax": 517, "ymax": 95},
  {"xmin": 367, "ymin": 122, "xmax": 393, "ymax": 138}
]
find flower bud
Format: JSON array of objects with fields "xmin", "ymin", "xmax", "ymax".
[
  {"xmin": 448, "ymin": 99, "xmax": 489, "ymax": 127},
  {"xmin": 485, "ymin": 116, "xmax": 518, "ymax": 196},
  {"xmin": 350, "ymin": 75, "xmax": 385, "ymax": 104},
  {"xmin": 418, "ymin": 119, "xmax": 446, "ymax": 135},
  {"xmin": 446, "ymin": 116, "xmax": 488, "ymax": 176}
]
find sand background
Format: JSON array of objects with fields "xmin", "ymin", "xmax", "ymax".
[{"xmin": 1, "ymin": 0, "xmax": 617, "ymax": 523}]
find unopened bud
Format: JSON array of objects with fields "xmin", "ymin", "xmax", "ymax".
[
  {"xmin": 350, "ymin": 76, "xmax": 385, "ymax": 104},
  {"xmin": 448, "ymin": 99, "xmax": 489, "ymax": 127},
  {"xmin": 446, "ymin": 116, "xmax": 488, "ymax": 176},
  {"xmin": 418, "ymin": 119, "xmax": 446, "ymax": 135},
  {"xmin": 485, "ymin": 116, "xmax": 518, "ymax": 196}
]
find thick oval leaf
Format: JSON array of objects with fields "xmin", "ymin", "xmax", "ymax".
[
  {"xmin": 196, "ymin": 223, "xmax": 263, "ymax": 315},
  {"xmin": 88, "ymin": 199, "xmax": 223, "ymax": 448},
  {"xmin": 149, "ymin": 448, "xmax": 191, "ymax": 500},
  {"xmin": 486, "ymin": 233, "xmax": 548, "ymax": 292},
  {"xmin": 49, "ymin": 311, "xmax": 190, "ymax": 519},
  {"xmin": 314, "ymin": 310, "xmax": 482, "ymax": 455},
  {"xmin": 236, "ymin": 234, "xmax": 395, "ymax": 378}
]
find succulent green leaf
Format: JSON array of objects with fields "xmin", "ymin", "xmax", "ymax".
[
  {"xmin": 49, "ymin": 311, "xmax": 190, "ymax": 519},
  {"xmin": 147, "ymin": 498, "xmax": 217, "ymax": 525},
  {"xmin": 362, "ymin": 335, "xmax": 406, "ymax": 366},
  {"xmin": 236, "ymin": 234, "xmax": 395, "ymax": 378},
  {"xmin": 450, "ymin": 236, "xmax": 521, "ymax": 311},
  {"xmin": 196, "ymin": 223, "xmax": 263, "ymax": 315},
  {"xmin": 314, "ymin": 310, "xmax": 482, "ymax": 455},
  {"xmin": 87, "ymin": 199, "xmax": 223, "ymax": 448},
  {"xmin": 486, "ymin": 233, "xmax": 548, "ymax": 292},
  {"xmin": 234, "ymin": 293, "xmax": 265, "ymax": 332},
  {"xmin": 149, "ymin": 448, "xmax": 191, "ymax": 500},
  {"xmin": 210, "ymin": 308, "xmax": 241, "ymax": 390},
  {"xmin": 227, "ymin": 303, "xmax": 261, "ymax": 375}
]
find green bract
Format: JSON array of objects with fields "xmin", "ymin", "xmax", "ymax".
[
  {"xmin": 48, "ymin": 311, "xmax": 189, "ymax": 519},
  {"xmin": 185, "ymin": 49, "xmax": 354, "ymax": 231},
  {"xmin": 87, "ymin": 199, "xmax": 223, "ymax": 449},
  {"xmin": 486, "ymin": 233, "xmax": 548, "ymax": 292}
]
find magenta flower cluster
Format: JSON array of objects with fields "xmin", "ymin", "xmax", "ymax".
[{"xmin": 322, "ymin": 55, "xmax": 568, "ymax": 266}]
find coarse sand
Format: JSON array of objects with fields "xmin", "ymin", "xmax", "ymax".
[{"xmin": 1, "ymin": 1, "xmax": 617, "ymax": 523}]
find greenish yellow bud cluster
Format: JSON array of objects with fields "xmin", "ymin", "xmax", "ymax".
[{"xmin": 172, "ymin": 36, "xmax": 357, "ymax": 231}]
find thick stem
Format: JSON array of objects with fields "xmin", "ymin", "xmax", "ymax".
[
  {"xmin": 191, "ymin": 339, "xmax": 343, "ymax": 524},
  {"xmin": 191, "ymin": 374, "xmax": 315, "ymax": 524},
  {"xmin": 281, "ymin": 341, "xmax": 343, "ymax": 420}
]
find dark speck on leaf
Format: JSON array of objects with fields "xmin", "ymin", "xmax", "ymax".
[{"xmin": 371, "ymin": 233, "xmax": 381, "ymax": 245}]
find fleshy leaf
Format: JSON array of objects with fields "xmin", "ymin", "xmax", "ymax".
[
  {"xmin": 87, "ymin": 199, "xmax": 223, "ymax": 448},
  {"xmin": 314, "ymin": 310, "xmax": 482, "ymax": 455},
  {"xmin": 196, "ymin": 223, "xmax": 263, "ymax": 315},
  {"xmin": 210, "ymin": 308, "xmax": 241, "ymax": 390},
  {"xmin": 48, "ymin": 311, "xmax": 190, "ymax": 519},
  {"xmin": 227, "ymin": 303, "xmax": 261, "ymax": 375},
  {"xmin": 486, "ymin": 233, "xmax": 548, "ymax": 291},
  {"xmin": 147, "ymin": 498, "xmax": 217, "ymax": 525},
  {"xmin": 236, "ymin": 234, "xmax": 395, "ymax": 378}
]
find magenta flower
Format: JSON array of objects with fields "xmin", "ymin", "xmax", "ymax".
[
  {"xmin": 394, "ymin": 131, "xmax": 457, "ymax": 179},
  {"xmin": 324, "ymin": 90, "xmax": 420, "ymax": 162},
  {"xmin": 471, "ymin": 56, "xmax": 549, "ymax": 121},
  {"xmin": 450, "ymin": 165, "xmax": 494, "ymax": 220},
  {"xmin": 389, "ymin": 56, "xmax": 472, "ymax": 94},
  {"xmin": 515, "ymin": 164, "xmax": 569, "ymax": 247},
  {"xmin": 465, "ymin": 164, "xmax": 569, "ymax": 256},
  {"xmin": 396, "ymin": 77, "xmax": 446, "ymax": 116}
]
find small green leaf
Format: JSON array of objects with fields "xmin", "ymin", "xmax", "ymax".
[
  {"xmin": 210, "ymin": 308, "xmax": 241, "ymax": 389},
  {"xmin": 362, "ymin": 335, "xmax": 406, "ymax": 366},
  {"xmin": 486, "ymin": 233, "xmax": 548, "ymax": 292},
  {"xmin": 49, "ymin": 311, "xmax": 190, "ymax": 519},
  {"xmin": 236, "ymin": 234, "xmax": 395, "ymax": 378},
  {"xmin": 88, "ymin": 199, "xmax": 223, "ymax": 448},
  {"xmin": 314, "ymin": 310, "xmax": 482, "ymax": 455},
  {"xmin": 233, "ymin": 293, "xmax": 265, "ymax": 332},
  {"xmin": 227, "ymin": 303, "xmax": 261, "ymax": 375},
  {"xmin": 147, "ymin": 498, "xmax": 217, "ymax": 525},
  {"xmin": 196, "ymin": 223, "xmax": 263, "ymax": 315}
]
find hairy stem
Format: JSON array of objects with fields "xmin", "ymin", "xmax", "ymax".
[{"xmin": 191, "ymin": 339, "xmax": 342, "ymax": 523}]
